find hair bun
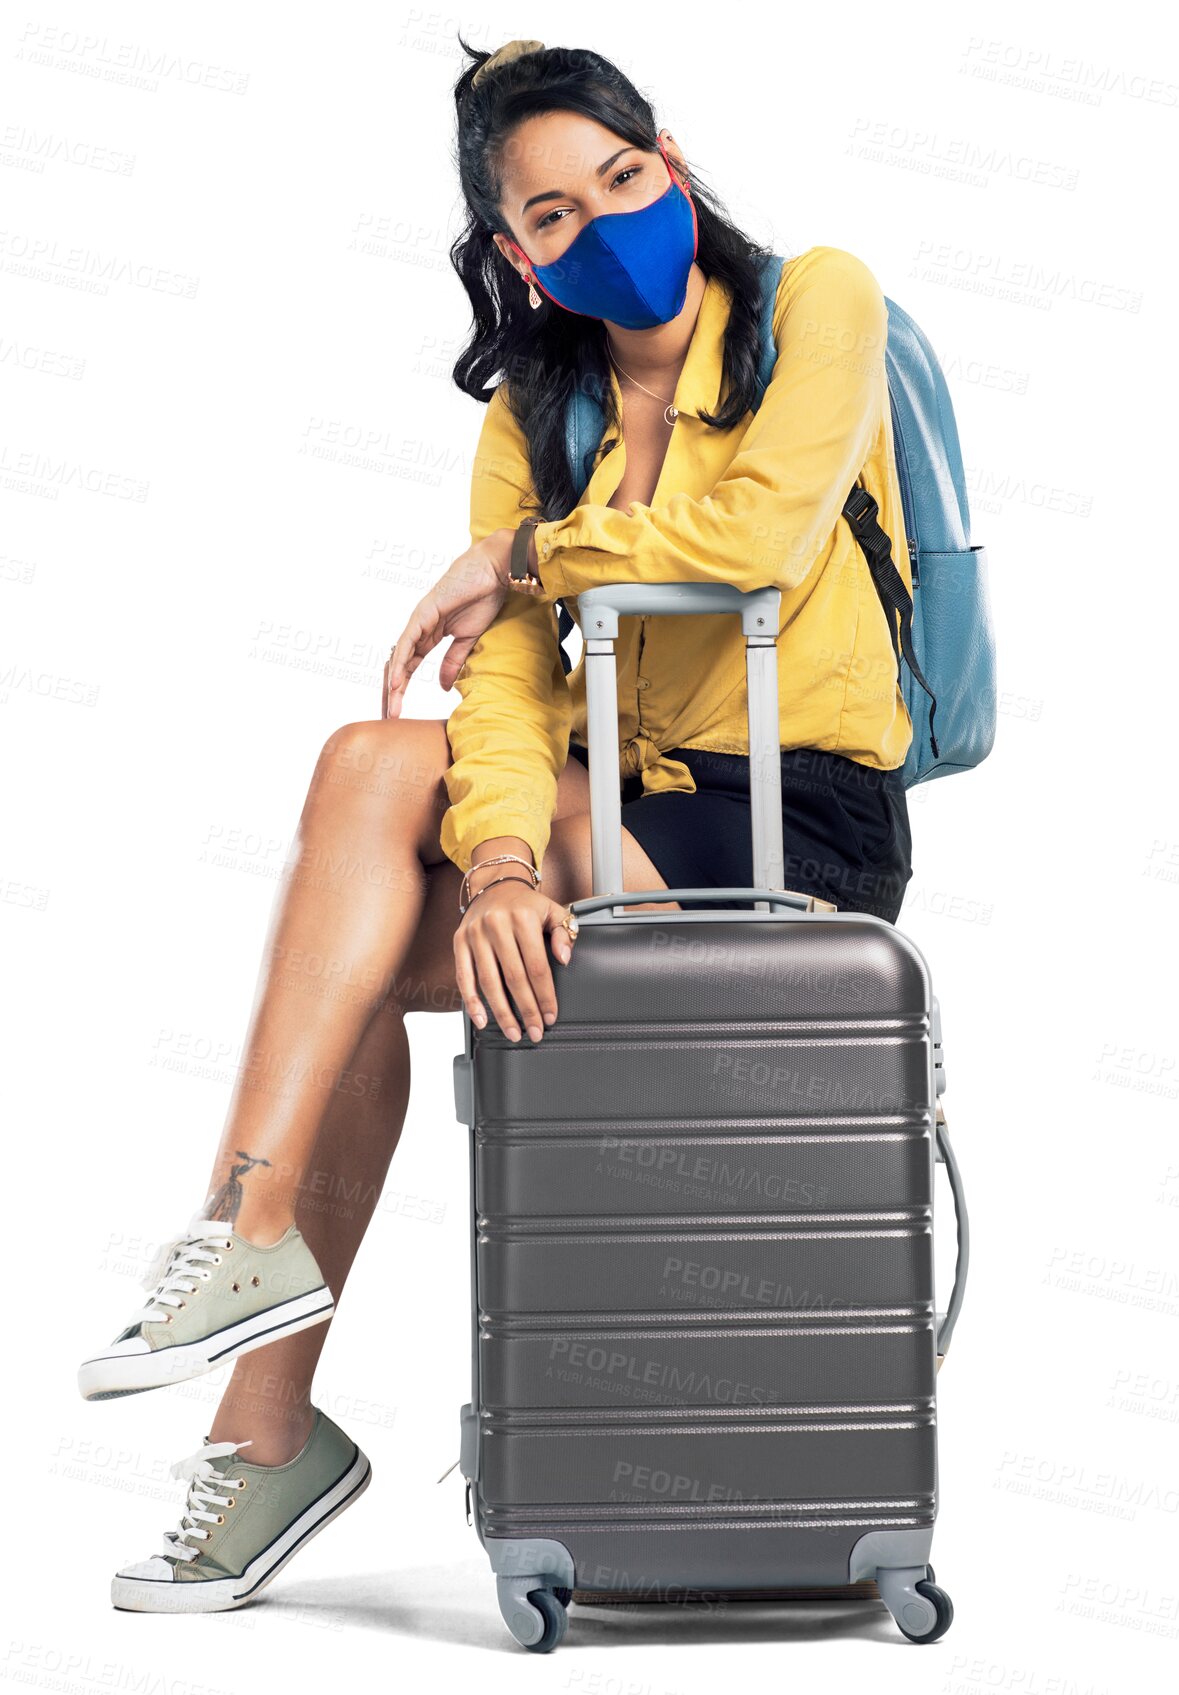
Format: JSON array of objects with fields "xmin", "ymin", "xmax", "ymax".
[{"xmin": 471, "ymin": 38, "xmax": 545, "ymax": 89}]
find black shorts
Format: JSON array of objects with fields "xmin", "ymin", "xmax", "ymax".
[{"xmin": 566, "ymin": 740, "xmax": 913, "ymax": 924}]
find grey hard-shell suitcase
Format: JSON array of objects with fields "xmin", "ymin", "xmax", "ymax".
[{"xmin": 451, "ymin": 582, "xmax": 969, "ymax": 1652}]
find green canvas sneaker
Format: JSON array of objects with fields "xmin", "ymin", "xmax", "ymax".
[
  {"xmin": 78, "ymin": 1212, "xmax": 335, "ymax": 1401},
  {"xmin": 111, "ymin": 1405, "xmax": 371, "ymax": 1612}
]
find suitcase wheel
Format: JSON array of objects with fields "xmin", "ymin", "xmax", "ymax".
[
  {"xmin": 497, "ymin": 1579, "xmax": 570, "ymax": 1653},
  {"xmin": 896, "ymin": 1580, "xmax": 953, "ymax": 1644},
  {"xmin": 876, "ymin": 1564, "xmax": 954, "ymax": 1643}
]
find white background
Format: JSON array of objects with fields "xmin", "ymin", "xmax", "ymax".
[{"xmin": 3, "ymin": 2, "xmax": 1176, "ymax": 1691}]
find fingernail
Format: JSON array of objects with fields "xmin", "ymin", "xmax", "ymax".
[
  {"xmin": 472, "ymin": 1009, "xmax": 486, "ymax": 1027},
  {"xmin": 528, "ymin": 1024, "xmax": 542, "ymax": 1043},
  {"xmin": 506, "ymin": 1026, "xmax": 520, "ymax": 1042},
  {"xmin": 543, "ymin": 1010, "xmax": 557, "ymax": 1025}
]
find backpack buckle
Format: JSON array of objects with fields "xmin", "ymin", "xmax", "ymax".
[{"xmin": 843, "ymin": 483, "xmax": 878, "ymax": 529}]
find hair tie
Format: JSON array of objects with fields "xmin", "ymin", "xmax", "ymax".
[{"xmin": 471, "ymin": 38, "xmax": 545, "ymax": 89}]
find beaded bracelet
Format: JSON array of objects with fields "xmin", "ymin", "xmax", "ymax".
[{"xmin": 458, "ymin": 874, "xmax": 536, "ymax": 915}]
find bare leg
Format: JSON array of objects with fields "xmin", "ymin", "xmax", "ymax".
[
  {"xmin": 199, "ymin": 719, "xmax": 675, "ymax": 1459},
  {"xmin": 206, "ymin": 994, "xmax": 411, "ymax": 1461},
  {"xmin": 199, "ymin": 720, "xmax": 451, "ymax": 1246}
]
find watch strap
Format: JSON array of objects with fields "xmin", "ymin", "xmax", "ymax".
[{"xmin": 509, "ymin": 517, "xmax": 543, "ymax": 591}]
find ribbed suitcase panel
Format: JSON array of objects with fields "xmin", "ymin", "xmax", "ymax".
[
  {"xmin": 477, "ymin": 1033, "xmax": 928, "ymax": 1126},
  {"xmin": 480, "ymin": 1316, "xmax": 936, "ymax": 1410},
  {"xmin": 477, "ymin": 1126, "xmax": 931, "ymax": 1218},
  {"xmin": 481, "ymin": 1414, "xmax": 935, "ymax": 1506},
  {"xmin": 479, "ymin": 1222, "xmax": 932, "ymax": 1315}
]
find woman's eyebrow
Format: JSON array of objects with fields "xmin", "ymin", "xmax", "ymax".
[{"xmin": 520, "ymin": 146, "xmax": 637, "ymax": 215}]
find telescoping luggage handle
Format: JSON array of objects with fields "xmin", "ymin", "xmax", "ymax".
[{"xmin": 569, "ymin": 582, "xmax": 800, "ymax": 917}]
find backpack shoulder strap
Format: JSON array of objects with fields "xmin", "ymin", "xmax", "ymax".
[
  {"xmin": 844, "ymin": 482, "xmax": 939, "ymax": 758},
  {"xmin": 754, "ymin": 252, "xmax": 787, "ymax": 402}
]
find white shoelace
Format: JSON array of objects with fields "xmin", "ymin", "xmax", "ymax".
[
  {"xmin": 130, "ymin": 1214, "xmax": 234, "ymax": 1322},
  {"xmin": 162, "ymin": 1438, "xmax": 254, "ymax": 1563}
]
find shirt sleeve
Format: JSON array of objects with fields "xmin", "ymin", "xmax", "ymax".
[
  {"xmin": 439, "ymin": 384, "xmax": 571, "ymax": 876},
  {"xmin": 530, "ymin": 246, "xmax": 889, "ymax": 603}
]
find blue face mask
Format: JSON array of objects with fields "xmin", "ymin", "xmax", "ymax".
[{"xmin": 507, "ymin": 139, "xmax": 698, "ymax": 330}]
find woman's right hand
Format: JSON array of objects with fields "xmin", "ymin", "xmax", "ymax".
[{"xmin": 454, "ymin": 876, "xmax": 577, "ymax": 1043}]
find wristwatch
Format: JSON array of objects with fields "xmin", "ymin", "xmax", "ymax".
[{"xmin": 507, "ymin": 517, "xmax": 544, "ymax": 594}]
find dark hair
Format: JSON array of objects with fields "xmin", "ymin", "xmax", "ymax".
[{"xmin": 450, "ymin": 37, "xmax": 778, "ymax": 524}]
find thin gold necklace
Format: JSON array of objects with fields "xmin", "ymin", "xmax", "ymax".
[{"xmin": 607, "ymin": 344, "xmax": 679, "ymax": 426}]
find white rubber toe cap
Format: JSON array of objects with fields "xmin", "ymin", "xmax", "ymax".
[{"xmin": 92, "ymin": 1334, "xmax": 153, "ymax": 1361}]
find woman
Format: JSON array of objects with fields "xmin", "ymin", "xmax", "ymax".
[{"xmin": 79, "ymin": 37, "xmax": 914, "ymax": 1612}]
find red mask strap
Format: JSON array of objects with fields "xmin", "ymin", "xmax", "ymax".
[
  {"xmin": 657, "ymin": 136, "xmax": 677, "ymax": 187},
  {"xmin": 503, "ymin": 234, "xmax": 533, "ymax": 270},
  {"xmin": 657, "ymin": 136, "xmax": 698, "ymax": 260}
]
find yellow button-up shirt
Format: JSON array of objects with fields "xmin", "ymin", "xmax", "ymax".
[{"xmin": 440, "ymin": 243, "xmax": 912, "ymax": 876}]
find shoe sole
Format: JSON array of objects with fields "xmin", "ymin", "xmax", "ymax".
[
  {"xmin": 110, "ymin": 1442, "xmax": 372, "ymax": 1613},
  {"xmin": 78, "ymin": 1287, "xmax": 335, "ymax": 1401}
]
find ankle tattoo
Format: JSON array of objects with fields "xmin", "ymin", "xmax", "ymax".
[{"xmin": 205, "ymin": 1150, "xmax": 273, "ymax": 1227}]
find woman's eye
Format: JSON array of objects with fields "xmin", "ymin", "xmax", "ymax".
[{"xmin": 535, "ymin": 165, "xmax": 644, "ymax": 231}]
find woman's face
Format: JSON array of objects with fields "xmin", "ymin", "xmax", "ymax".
[{"xmin": 492, "ymin": 112, "xmax": 689, "ymax": 282}]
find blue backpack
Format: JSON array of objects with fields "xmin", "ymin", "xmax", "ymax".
[{"xmin": 557, "ymin": 252, "xmax": 996, "ymax": 786}]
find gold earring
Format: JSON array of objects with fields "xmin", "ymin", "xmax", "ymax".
[{"xmin": 527, "ymin": 275, "xmax": 541, "ymax": 309}]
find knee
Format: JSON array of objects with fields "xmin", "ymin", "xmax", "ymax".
[
  {"xmin": 313, "ymin": 718, "xmax": 448, "ymax": 830},
  {"xmin": 319, "ymin": 718, "xmax": 396, "ymax": 774},
  {"xmin": 315, "ymin": 719, "xmax": 426, "ymax": 804}
]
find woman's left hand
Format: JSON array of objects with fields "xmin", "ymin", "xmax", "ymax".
[{"xmin": 383, "ymin": 529, "xmax": 515, "ymax": 719}]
